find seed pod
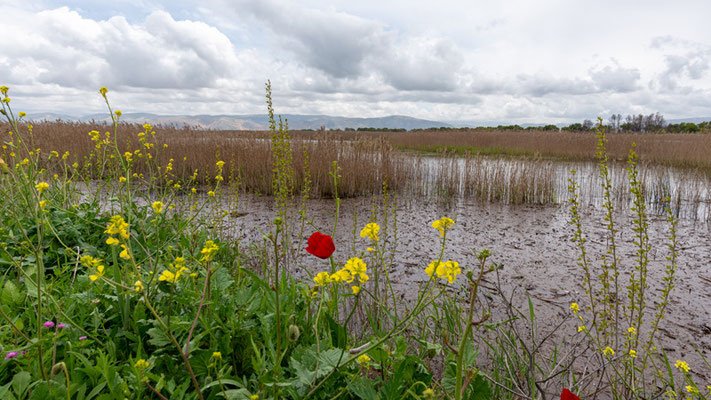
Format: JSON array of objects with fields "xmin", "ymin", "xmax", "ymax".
[{"xmin": 288, "ymin": 324, "xmax": 300, "ymax": 342}]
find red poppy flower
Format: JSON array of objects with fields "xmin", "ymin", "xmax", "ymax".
[
  {"xmin": 561, "ymin": 389, "xmax": 580, "ymax": 400},
  {"xmin": 306, "ymin": 232, "xmax": 335, "ymax": 259}
]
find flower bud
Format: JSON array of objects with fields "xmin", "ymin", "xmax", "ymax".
[{"xmin": 288, "ymin": 325, "xmax": 300, "ymax": 342}]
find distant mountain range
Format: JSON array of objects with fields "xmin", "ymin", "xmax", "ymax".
[
  {"xmin": 28, "ymin": 112, "xmax": 454, "ymax": 130},
  {"xmin": 25, "ymin": 112, "xmax": 711, "ymax": 131}
]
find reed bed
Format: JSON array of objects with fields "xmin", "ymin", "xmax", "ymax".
[{"xmin": 2, "ymin": 121, "xmax": 710, "ymax": 215}]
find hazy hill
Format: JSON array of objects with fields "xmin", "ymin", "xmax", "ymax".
[{"xmin": 28, "ymin": 112, "xmax": 453, "ymax": 131}]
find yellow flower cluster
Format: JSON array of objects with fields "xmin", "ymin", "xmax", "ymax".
[
  {"xmin": 675, "ymin": 360, "xmax": 690, "ymax": 373},
  {"xmin": 200, "ymin": 240, "xmax": 219, "ymax": 262},
  {"xmin": 356, "ymin": 354, "xmax": 371, "ymax": 365},
  {"xmin": 105, "ymin": 215, "xmax": 130, "ymax": 240},
  {"xmin": 359, "ymin": 223, "xmax": 380, "ymax": 241},
  {"xmin": 81, "ymin": 255, "xmax": 105, "ymax": 281},
  {"xmin": 119, "ymin": 244, "xmax": 131, "ymax": 260},
  {"xmin": 152, "ymin": 201, "xmax": 164, "ymax": 214},
  {"xmin": 425, "ymin": 260, "xmax": 461, "ymax": 284},
  {"xmin": 134, "ymin": 359, "xmax": 149, "ymax": 369},
  {"xmin": 159, "ymin": 257, "xmax": 189, "ymax": 284},
  {"xmin": 431, "ymin": 217, "xmax": 454, "ymax": 237},
  {"xmin": 35, "ymin": 182, "xmax": 49, "ymax": 193},
  {"xmin": 314, "ymin": 257, "xmax": 369, "ymax": 294}
]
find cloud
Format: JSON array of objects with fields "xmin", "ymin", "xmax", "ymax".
[
  {"xmin": 2, "ymin": 7, "xmax": 242, "ymax": 90},
  {"xmin": 231, "ymin": 0, "xmax": 391, "ymax": 79},
  {"xmin": 590, "ymin": 65, "xmax": 641, "ymax": 93}
]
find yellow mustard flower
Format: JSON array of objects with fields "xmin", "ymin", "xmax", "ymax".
[
  {"xmin": 200, "ymin": 240, "xmax": 219, "ymax": 262},
  {"xmin": 89, "ymin": 265, "xmax": 105, "ymax": 281},
  {"xmin": 18, "ymin": 111, "xmax": 26, "ymax": 118},
  {"xmin": 628, "ymin": 326, "xmax": 636, "ymax": 334},
  {"xmin": 105, "ymin": 215, "xmax": 129, "ymax": 239},
  {"xmin": 106, "ymin": 237, "xmax": 119, "ymax": 246},
  {"xmin": 313, "ymin": 272, "xmax": 331, "ymax": 287},
  {"xmin": 99, "ymin": 87, "xmax": 108, "ymax": 96},
  {"xmin": 114, "ymin": 110, "xmax": 122, "ymax": 117},
  {"xmin": 675, "ymin": 360, "xmax": 690, "ymax": 373},
  {"xmin": 578, "ymin": 325, "xmax": 586, "ymax": 332},
  {"xmin": 357, "ymin": 354, "xmax": 371, "ymax": 365},
  {"xmin": 687, "ymin": 386, "xmax": 699, "ymax": 394},
  {"xmin": 629, "ymin": 349, "xmax": 637, "ymax": 359},
  {"xmin": 431, "ymin": 217, "xmax": 454, "ymax": 237},
  {"xmin": 35, "ymin": 182, "xmax": 49, "ymax": 193},
  {"xmin": 159, "ymin": 267, "xmax": 187, "ymax": 283},
  {"xmin": 250, "ymin": 395, "xmax": 259, "ymax": 400},
  {"xmin": 212, "ymin": 352, "xmax": 222, "ymax": 360},
  {"xmin": 0, "ymin": 86, "xmax": 8, "ymax": 95},
  {"xmin": 119, "ymin": 176, "xmax": 126, "ymax": 183},
  {"xmin": 570, "ymin": 303, "xmax": 580, "ymax": 313},
  {"xmin": 134, "ymin": 280, "xmax": 144, "ymax": 292},
  {"xmin": 351, "ymin": 286, "xmax": 360, "ymax": 294},
  {"xmin": 359, "ymin": 223, "xmax": 380, "ymax": 241},
  {"xmin": 151, "ymin": 201, "xmax": 164, "ymax": 214},
  {"xmin": 119, "ymin": 244, "xmax": 131, "ymax": 260},
  {"xmin": 602, "ymin": 346, "xmax": 614, "ymax": 357},
  {"xmin": 207, "ymin": 190, "xmax": 215, "ymax": 197},
  {"xmin": 345, "ymin": 257, "xmax": 368, "ymax": 283},
  {"xmin": 134, "ymin": 359, "xmax": 149, "ymax": 369}
]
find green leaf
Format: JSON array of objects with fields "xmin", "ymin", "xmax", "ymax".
[
  {"xmin": 348, "ymin": 377, "xmax": 378, "ymax": 400},
  {"xmin": 11, "ymin": 371, "xmax": 31, "ymax": 399},
  {"xmin": 146, "ymin": 327, "xmax": 172, "ymax": 347},
  {"xmin": 1, "ymin": 280, "xmax": 22, "ymax": 305}
]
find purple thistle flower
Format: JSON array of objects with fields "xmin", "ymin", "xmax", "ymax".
[
  {"xmin": 43, "ymin": 321, "xmax": 55, "ymax": 328},
  {"xmin": 4, "ymin": 352, "xmax": 18, "ymax": 359},
  {"xmin": 79, "ymin": 336, "xmax": 87, "ymax": 340}
]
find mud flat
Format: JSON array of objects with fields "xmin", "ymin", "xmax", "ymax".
[{"xmin": 222, "ymin": 195, "xmax": 711, "ymax": 378}]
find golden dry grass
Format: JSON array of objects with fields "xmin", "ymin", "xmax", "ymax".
[{"xmin": 2, "ymin": 121, "xmax": 709, "ymax": 205}]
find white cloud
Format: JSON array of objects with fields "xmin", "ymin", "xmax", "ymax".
[{"xmin": 2, "ymin": 1, "xmax": 711, "ymax": 123}]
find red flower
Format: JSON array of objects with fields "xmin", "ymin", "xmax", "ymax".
[
  {"xmin": 306, "ymin": 232, "xmax": 335, "ymax": 259},
  {"xmin": 561, "ymin": 389, "xmax": 580, "ymax": 400}
]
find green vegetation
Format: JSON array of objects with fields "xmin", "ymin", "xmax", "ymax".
[{"xmin": 0, "ymin": 85, "xmax": 709, "ymax": 399}]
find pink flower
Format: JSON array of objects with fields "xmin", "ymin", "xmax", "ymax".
[
  {"xmin": 57, "ymin": 324, "xmax": 66, "ymax": 328},
  {"xmin": 5, "ymin": 352, "xmax": 18, "ymax": 359},
  {"xmin": 79, "ymin": 336, "xmax": 87, "ymax": 340},
  {"xmin": 43, "ymin": 321, "xmax": 55, "ymax": 328}
]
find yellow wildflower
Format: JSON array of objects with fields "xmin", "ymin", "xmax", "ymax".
[
  {"xmin": 313, "ymin": 272, "xmax": 331, "ymax": 287},
  {"xmin": 158, "ymin": 267, "xmax": 187, "ymax": 283},
  {"xmin": 357, "ymin": 354, "xmax": 371, "ymax": 365},
  {"xmin": 106, "ymin": 237, "xmax": 119, "ymax": 246},
  {"xmin": 119, "ymin": 244, "xmax": 131, "ymax": 260},
  {"xmin": 207, "ymin": 191, "xmax": 215, "ymax": 197},
  {"xmin": 431, "ymin": 217, "xmax": 454, "ymax": 237},
  {"xmin": 105, "ymin": 215, "xmax": 129, "ymax": 239},
  {"xmin": 134, "ymin": 280, "xmax": 144, "ymax": 292},
  {"xmin": 578, "ymin": 325, "xmax": 586, "ymax": 332},
  {"xmin": 151, "ymin": 201, "xmax": 164, "ymax": 214},
  {"xmin": 250, "ymin": 395, "xmax": 259, "ymax": 400},
  {"xmin": 35, "ymin": 182, "xmax": 49, "ymax": 193},
  {"xmin": 359, "ymin": 223, "xmax": 380, "ymax": 241},
  {"xmin": 0, "ymin": 86, "xmax": 8, "ymax": 95},
  {"xmin": 39, "ymin": 200, "xmax": 47, "ymax": 210},
  {"xmin": 134, "ymin": 359, "xmax": 149, "ymax": 369},
  {"xmin": 216, "ymin": 160, "xmax": 225, "ymax": 168},
  {"xmin": 119, "ymin": 177, "xmax": 126, "ymax": 183},
  {"xmin": 687, "ymin": 386, "xmax": 699, "ymax": 394},
  {"xmin": 200, "ymin": 240, "xmax": 219, "ymax": 262},
  {"xmin": 99, "ymin": 87, "xmax": 108, "ymax": 96},
  {"xmin": 114, "ymin": 110, "xmax": 122, "ymax": 117},
  {"xmin": 345, "ymin": 257, "xmax": 368, "ymax": 283},
  {"xmin": 212, "ymin": 352, "xmax": 222, "ymax": 360},
  {"xmin": 351, "ymin": 286, "xmax": 360, "ymax": 294},
  {"xmin": 629, "ymin": 349, "xmax": 637, "ymax": 359},
  {"xmin": 570, "ymin": 303, "xmax": 580, "ymax": 313},
  {"xmin": 602, "ymin": 346, "xmax": 614, "ymax": 357},
  {"xmin": 89, "ymin": 265, "xmax": 105, "ymax": 281},
  {"xmin": 675, "ymin": 360, "xmax": 690, "ymax": 373},
  {"xmin": 18, "ymin": 111, "xmax": 26, "ymax": 117},
  {"xmin": 628, "ymin": 326, "xmax": 636, "ymax": 334}
]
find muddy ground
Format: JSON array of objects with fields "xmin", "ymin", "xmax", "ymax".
[{"xmin": 216, "ymin": 194, "xmax": 710, "ymax": 387}]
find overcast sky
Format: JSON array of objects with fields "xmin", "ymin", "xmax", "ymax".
[{"xmin": 2, "ymin": 0, "xmax": 711, "ymax": 124}]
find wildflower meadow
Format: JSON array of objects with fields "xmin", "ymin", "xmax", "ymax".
[{"xmin": 0, "ymin": 83, "xmax": 709, "ymax": 399}]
